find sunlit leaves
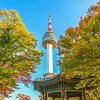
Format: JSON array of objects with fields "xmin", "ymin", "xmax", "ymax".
[
  {"xmin": 0, "ymin": 86, "xmax": 13, "ymax": 98},
  {"xmin": 0, "ymin": 10, "xmax": 42, "ymax": 97},
  {"xmin": 58, "ymin": 1, "xmax": 100, "ymax": 99}
]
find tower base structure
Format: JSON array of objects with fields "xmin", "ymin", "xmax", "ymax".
[{"xmin": 33, "ymin": 74, "xmax": 87, "ymax": 100}]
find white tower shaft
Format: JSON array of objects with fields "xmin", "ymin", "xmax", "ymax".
[{"xmin": 47, "ymin": 44, "xmax": 53, "ymax": 73}]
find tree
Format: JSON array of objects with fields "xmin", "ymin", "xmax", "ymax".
[
  {"xmin": 0, "ymin": 10, "xmax": 42, "ymax": 98},
  {"xmin": 16, "ymin": 94, "xmax": 31, "ymax": 100},
  {"xmin": 58, "ymin": 1, "xmax": 100, "ymax": 100}
]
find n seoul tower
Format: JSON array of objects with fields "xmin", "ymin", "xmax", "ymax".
[{"xmin": 42, "ymin": 14, "xmax": 57, "ymax": 77}]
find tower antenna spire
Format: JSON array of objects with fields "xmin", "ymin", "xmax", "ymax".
[
  {"xmin": 48, "ymin": 13, "xmax": 52, "ymax": 31},
  {"xmin": 42, "ymin": 14, "xmax": 57, "ymax": 77}
]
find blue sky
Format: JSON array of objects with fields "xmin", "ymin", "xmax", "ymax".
[{"xmin": 0, "ymin": 0, "xmax": 98, "ymax": 100}]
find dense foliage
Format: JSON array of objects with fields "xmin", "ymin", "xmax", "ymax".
[
  {"xmin": 0, "ymin": 10, "xmax": 42, "ymax": 98},
  {"xmin": 58, "ymin": 1, "xmax": 100, "ymax": 100}
]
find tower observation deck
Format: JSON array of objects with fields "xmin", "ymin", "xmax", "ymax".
[{"xmin": 42, "ymin": 14, "xmax": 57, "ymax": 76}]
